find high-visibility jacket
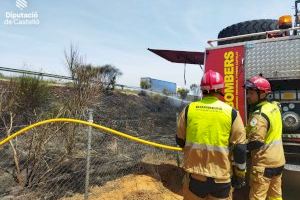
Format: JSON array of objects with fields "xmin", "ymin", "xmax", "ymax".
[
  {"xmin": 247, "ymin": 101, "xmax": 285, "ymax": 167},
  {"xmin": 177, "ymin": 95, "xmax": 246, "ymax": 182}
]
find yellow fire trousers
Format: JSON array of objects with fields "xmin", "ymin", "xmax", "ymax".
[{"xmin": 249, "ymin": 168, "xmax": 282, "ymax": 200}]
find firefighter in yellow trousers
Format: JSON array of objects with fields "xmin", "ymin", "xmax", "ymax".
[
  {"xmin": 245, "ymin": 76, "xmax": 285, "ymax": 200},
  {"xmin": 176, "ymin": 70, "xmax": 247, "ymax": 200}
]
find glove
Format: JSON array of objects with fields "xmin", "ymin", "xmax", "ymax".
[
  {"xmin": 231, "ymin": 175, "xmax": 246, "ymax": 189},
  {"xmin": 231, "ymin": 167, "xmax": 246, "ymax": 189}
]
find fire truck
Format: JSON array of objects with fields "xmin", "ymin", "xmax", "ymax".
[
  {"xmin": 149, "ymin": 1, "xmax": 300, "ymax": 161},
  {"xmin": 206, "ymin": 6, "xmax": 300, "ymax": 161}
]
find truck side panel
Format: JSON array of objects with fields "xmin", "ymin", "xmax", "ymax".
[
  {"xmin": 244, "ymin": 37, "xmax": 300, "ymax": 79},
  {"xmin": 205, "ymin": 46, "xmax": 246, "ymax": 121},
  {"xmin": 244, "ymin": 37, "xmax": 300, "ymax": 143}
]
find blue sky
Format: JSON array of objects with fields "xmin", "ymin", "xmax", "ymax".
[{"xmin": 0, "ymin": 0, "xmax": 295, "ymax": 87}]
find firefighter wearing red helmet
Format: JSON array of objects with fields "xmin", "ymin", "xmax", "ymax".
[
  {"xmin": 245, "ymin": 76, "xmax": 285, "ymax": 200},
  {"xmin": 200, "ymin": 69, "xmax": 225, "ymax": 91},
  {"xmin": 176, "ymin": 70, "xmax": 247, "ymax": 200}
]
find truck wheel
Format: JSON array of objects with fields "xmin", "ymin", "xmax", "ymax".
[
  {"xmin": 218, "ymin": 19, "xmax": 278, "ymax": 45},
  {"xmin": 282, "ymin": 111, "xmax": 300, "ymax": 132}
]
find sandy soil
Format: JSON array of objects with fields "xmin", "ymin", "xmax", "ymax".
[
  {"xmin": 62, "ymin": 162, "xmax": 184, "ymax": 200},
  {"xmin": 63, "ymin": 174, "xmax": 182, "ymax": 200}
]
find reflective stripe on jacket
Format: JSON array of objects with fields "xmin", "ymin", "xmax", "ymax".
[
  {"xmin": 183, "ymin": 96, "xmax": 233, "ymax": 180},
  {"xmin": 257, "ymin": 102, "xmax": 282, "ymax": 145},
  {"xmin": 248, "ymin": 101, "xmax": 285, "ymax": 167}
]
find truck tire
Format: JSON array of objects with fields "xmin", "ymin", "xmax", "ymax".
[
  {"xmin": 282, "ymin": 111, "xmax": 300, "ymax": 132},
  {"xmin": 218, "ymin": 19, "xmax": 278, "ymax": 45}
]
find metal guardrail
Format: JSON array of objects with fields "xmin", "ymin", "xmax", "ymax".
[
  {"xmin": 0, "ymin": 66, "xmax": 73, "ymax": 80},
  {"xmin": 0, "ymin": 66, "xmax": 192, "ymax": 104}
]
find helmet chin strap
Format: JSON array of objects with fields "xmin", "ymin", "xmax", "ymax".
[
  {"xmin": 254, "ymin": 90, "xmax": 267, "ymax": 106},
  {"xmin": 203, "ymin": 89, "xmax": 224, "ymax": 96}
]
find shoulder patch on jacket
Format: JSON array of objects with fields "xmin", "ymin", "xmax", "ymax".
[{"xmin": 250, "ymin": 118, "xmax": 258, "ymax": 127}]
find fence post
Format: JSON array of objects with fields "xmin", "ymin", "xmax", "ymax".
[
  {"xmin": 176, "ymin": 112, "xmax": 181, "ymax": 167},
  {"xmin": 84, "ymin": 109, "xmax": 93, "ymax": 200}
]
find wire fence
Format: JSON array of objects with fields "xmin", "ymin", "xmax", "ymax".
[
  {"xmin": 0, "ymin": 84, "xmax": 185, "ymax": 200},
  {"xmin": 1, "ymin": 67, "xmax": 300, "ymax": 200},
  {"xmin": 0, "ymin": 130, "xmax": 181, "ymax": 200}
]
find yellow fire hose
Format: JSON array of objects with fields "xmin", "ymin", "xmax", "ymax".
[{"xmin": 0, "ymin": 118, "xmax": 183, "ymax": 151}]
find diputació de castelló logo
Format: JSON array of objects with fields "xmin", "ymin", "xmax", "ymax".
[
  {"xmin": 4, "ymin": 0, "xmax": 40, "ymax": 25},
  {"xmin": 16, "ymin": 0, "xmax": 28, "ymax": 10}
]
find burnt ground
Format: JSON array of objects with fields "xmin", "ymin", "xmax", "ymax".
[
  {"xmin": 0, "ymin": 87, "xmax": 185, "ymax": 199},
  {"xmin": 0, "ymin": 83, "xmax": 299, "ymax": 200}
]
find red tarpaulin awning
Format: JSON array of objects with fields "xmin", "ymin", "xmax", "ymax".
[{"xmin": 148, "ymin": 48, "xmax": 204, "ymax": 65}]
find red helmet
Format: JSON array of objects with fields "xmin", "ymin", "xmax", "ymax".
[
  {"xmin": 201, "ymin": 70, "xmax": 224, "ymax": 91},
  {"xmin": 245, "ymin": 76, "xmax": 271, "ymax": 93}
]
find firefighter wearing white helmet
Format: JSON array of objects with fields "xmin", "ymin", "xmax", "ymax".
[
  {"xmin": 245, "ymin": 76, "xmax": 285, "ymax": 200},
  {"xmin": 176, "ymin": 70, "xmax": 247, "ymax": 200}
]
